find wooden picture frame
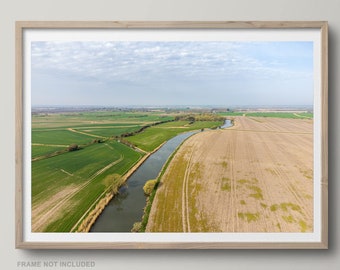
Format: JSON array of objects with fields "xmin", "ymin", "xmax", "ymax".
[{"xmin": 16, "ymin": 21, "xmax": 328, "ymax": 249}]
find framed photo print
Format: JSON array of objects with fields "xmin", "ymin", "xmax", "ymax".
[{"xmin": 16, "ymin": 21, "xmax": 328, "ymax": 249}]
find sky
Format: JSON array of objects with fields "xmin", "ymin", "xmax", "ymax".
[{"xmin": 31, "ymin": 41, "xmax": 314, "ymax": 107}]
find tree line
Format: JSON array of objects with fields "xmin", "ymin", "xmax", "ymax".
[
  {"xmin": 119, "ymin": 119, "xmax": 175, "ymax": 138},
  {"xmin": 175, "ymin": 113, "xmax": 225, "ymax": 123}
]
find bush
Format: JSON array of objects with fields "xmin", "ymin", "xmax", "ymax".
[
  {"xmin": 143, "ymin": 179, "xmax": 157, "ymax": 196},
  {"xmin": 131, "ymin": 222, "xmax": 142, "ymax": 232},
  {"xmin": 68, "ymin": 144, "xmax": 79, "ymax": 152}
]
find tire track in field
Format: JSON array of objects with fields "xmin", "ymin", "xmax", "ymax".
[
  {"xmin": 229, "ymin": 132, "xmax": 237, "ymax": 232},
  {"xmin": 243, "ymin": 130, "xmax": 281, "ymax": 232},
  {"xmin": 262, "ymin": 138, "xmax": 313, "ymax": 220},
  {"xmin": 247, "ymin": 126, "xmax": 313, "ymax": 232},
  {"xmin": 241, "ymin": 117, "xmax": 304, "ymax": 231},
  {"xmin": 182, "ymin": 147, "xmax": 194, "ymax": 232},
  {"xmin": 32, "ymin": 154, "xmax": 124, "ymax": 232},
  {"xmin": 231, "ymin": 117, "xmax": 286, "ymax": 231},
  {"xmin": 236, "ymin": 117, "xmax": 312, "ymax": 231}
]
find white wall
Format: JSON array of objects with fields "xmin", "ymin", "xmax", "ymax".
[{"xmin": 1, "ymin": 1, "xmax": 339, "ymax": 269}]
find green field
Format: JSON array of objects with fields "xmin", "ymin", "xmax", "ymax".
[
  {"xmin": 32, "ymin": 140, "xmax": 143, "ymax": 232},
  {"xmin": 73, "ymin": 125, "xmax": 142, "ymax": 137},
  {"xmin": 32, "ymin": 129, "xmax": 96, "ymax": 145},
  {"xmin": 32, "ymin": 111, "xmax": 173, "ymax": 129},
  {"xmin": 32, "ymin": 111, "xmax": 175, "ymax": 158},
  {"xmin": 32, "ymin": 145, "xmax": 67, "ymax": 158},
  {"xmin": 31, "ymin": 109, "xmax": 224, "ymax": 232},
  {"xmin": 126, "ymin": 120, "xmax": 223, "ymax": 152},
  {"xmin": 33, "ymin": 141, "xmax": 128, "ymax": 200}
]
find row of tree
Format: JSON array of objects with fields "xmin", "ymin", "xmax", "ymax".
[
  {"xmin": 174, "ymin": 113, "xmax": 225, "ymax": 122},
  {"xmin": 119, "ymin": 119, "xmax": 174, "ymax": 138}
]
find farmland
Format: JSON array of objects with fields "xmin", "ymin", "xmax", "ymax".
[
  {"xmin": 127, "ymin": 120, "xmax": 223, "ymax": 152},
  {"xmin": 146, "ymin": 116, "xmax": 313, "ymax": 232},
  {"xmin": 218, "ymin": 111, "xmax": 313, "ymax": 119},
  {"xmin": 31, "ymin": 108, "xmax": 224, "ymax": 232}
]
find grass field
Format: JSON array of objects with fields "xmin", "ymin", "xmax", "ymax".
[
  {"xmin": 32, "ymin": 110, "xmax": 166, "ymax": 232},
  {"xmin": 73, "ymin": 125, "xmax": 143, "ymax": 137},
  {"xmin": 33, "ymin": 108, "xmax": 313, "ymax": 232},
  {"xmin": 32, "ymin": 111, "xmax": 175, "ymax": 158},
  {"xmin": 32, "ymin": 129, "xmax": 96, "ymax": 145},
  {"xmin": 32, "ymin": 140, "xmax": 143, "ymax": 232},
  {"xmin": 32, "ymin": 145, "xmax": 67, "ymax": 158},
  {"xmin": 31, "ymin": 109, "xmax": 224, "ymax": 232},
  {"xmin": 126, "ymin": 120, "xmax": 223, "ymax": 152}
]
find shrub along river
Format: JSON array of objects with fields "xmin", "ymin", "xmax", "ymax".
[{"xmin": 90, "ymin": 119, "xmax": 232, "ymax": 232}]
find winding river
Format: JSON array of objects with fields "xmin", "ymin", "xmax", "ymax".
[{"xmin": 90, "ymin": 119, "xmax": 232, "ymax": 232}]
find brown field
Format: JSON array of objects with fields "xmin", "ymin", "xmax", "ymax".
[{"xmin": 146, "ymin": 116, "xmax": 313, "ymax": 232}]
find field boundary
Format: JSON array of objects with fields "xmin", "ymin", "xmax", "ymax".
[{"xmin": 68, "ymin": 127, "xmax": 106, "ymax": 139}]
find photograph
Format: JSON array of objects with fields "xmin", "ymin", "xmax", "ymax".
[{"xmin": 16, "ymin": 22, "xmax": 328, "ymax": 248}]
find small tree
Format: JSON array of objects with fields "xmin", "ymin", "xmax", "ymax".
[
  {"xmin": 143, "ymin": 179, "xmax": 157, "ymax": 196},
  {"xmin": 103, "ymin": 174, "xmax": 122, "ymax": 194},
  {"xmin": 68, "ymin": 144, "xmax": 79, "ymax": 152}
]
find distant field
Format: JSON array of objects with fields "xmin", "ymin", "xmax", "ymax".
[
  {"xmin": 126, "ymin": 120, "xmax": 223, "ymax": 152},
  {"xmin": 32, "ymin": 129, "xmax": 95, "ymax": 145},
  {"xmin": 218, "ymin": 111, "xmax": 313, "ymax": 119},
  {"xmin": 32, "ymin": 111, "xmax": 175, "ymax": 158},
  {"xmin": 32, "ymin": 111, "xmax": 173, "ymax": 129},
  {"xmin": 73, "ymin": 125, "xmax": 142, "ymax": 137}
]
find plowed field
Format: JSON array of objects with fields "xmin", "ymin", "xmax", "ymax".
[{"xmin": 146, "ymin": 116, "xmax": 313, "ymax": 232}]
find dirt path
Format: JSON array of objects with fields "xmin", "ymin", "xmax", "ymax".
[
  {"xmin": 32, "ymin": 143, "xmax": 68, "ymax": 147},
  {"xmin": 146, "ymin": 117, "xmax": 313, "ymax": 232},
  {"xmin": 67, "ymin": 127, "xmax": 106, "ymax": 139}
]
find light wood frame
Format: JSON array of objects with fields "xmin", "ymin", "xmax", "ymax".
[{"xmin": 16, "ymin": 21, "xmax": 328, "ymax": 249}]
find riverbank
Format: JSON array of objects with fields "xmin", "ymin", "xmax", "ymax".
[
  {"xmin": 137, "ymin": 132, "xmax": 197, "ymax": 232},
  {"xmin": 139, "ymin": 119, "xmax": 234, "ymax": 232},
  {"xmin": 83, "ymin": 120, "xmax": 232, "ymax": 232},
  {"xmin": 76, "ymin": 141, "xmax": 166, "ymax": 232},
  {"xmin": 87, "ymin": 120, "xmax": 229, "ymax": 232},
  {"xmin": 137, "ymin": 119, "xmax": 234, "ymax": 232}
]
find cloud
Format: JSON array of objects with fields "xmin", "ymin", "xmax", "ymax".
[
  {"xmin": 31, "ymin": 41, "xmax": 313, "ymax": 106},
  {"xmin": 32, "ymin": 41, "xmax": 313, "ymax": 83}
]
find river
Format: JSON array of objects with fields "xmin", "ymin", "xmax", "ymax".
[{"xmin": 90, "ymin": 119, "xmax": 232, "ymax": 232}]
